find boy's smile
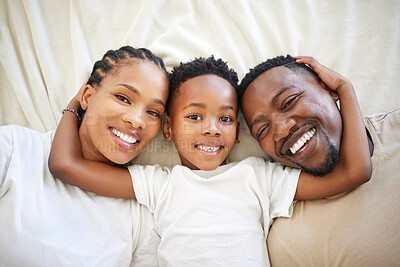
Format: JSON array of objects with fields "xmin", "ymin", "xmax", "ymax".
[{"xmin": 164, "ymin": 74, "xmax": 239, "ymax": 171}]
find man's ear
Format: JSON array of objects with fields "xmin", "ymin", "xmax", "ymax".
[
  {"xmin": 80, "ymin": 84, "xmax": 95, "ymax": 110},
  {"xmin": 162, "ymin": 115, "xmax": 172, "ymax": 141},
  {"xmin": 235, "ymin": 122, "xmax": 240, "ymax": 144}
]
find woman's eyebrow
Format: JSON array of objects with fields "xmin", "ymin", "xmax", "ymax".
[{"xmin": 116, "ymin": 83, "xmax": 139, "ymax": 94}]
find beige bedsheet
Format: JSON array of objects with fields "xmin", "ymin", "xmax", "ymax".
[{"xmin": 1, "ymin": 0, "xmax": 399, "ymax": 166}]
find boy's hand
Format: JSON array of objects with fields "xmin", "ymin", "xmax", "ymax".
[
  {"xmin": 67, "ymin": 80, "xmax": 87, "ymax": 109},
  {"xmin": 294, "ymin": 56, "xmax": 351, "ymax": 95}
]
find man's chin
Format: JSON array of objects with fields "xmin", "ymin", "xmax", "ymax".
[{"xmin": 299, "ymin": 141, "xmax": 339, "ymax": 177}]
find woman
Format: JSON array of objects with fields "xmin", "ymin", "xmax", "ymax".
[{"xmin": 0, "ymin": 46, "xmax": 168, "ymax": 266}]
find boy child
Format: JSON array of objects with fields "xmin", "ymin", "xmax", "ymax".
[{"xmin": 49, "ymin": 56, "xmax": 371, "ymax": 266}]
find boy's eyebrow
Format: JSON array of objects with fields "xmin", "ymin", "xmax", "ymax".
[
  {"xmin": 183, "ymin": 103, "xmax": 206, "ymax": 110},
  {"xmin": 117, "ymin": 83, "xmax": 165, "ymax": 107},
  {"xmin": 271, "ymin": 85, "xmax": 296, "ymax": 106},
  {"xmin": 221, "ymin": 105, "xmax": 235, "ymax": 111}
]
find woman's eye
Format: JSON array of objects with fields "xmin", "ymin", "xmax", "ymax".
[
  {"xmin": 282, "ymin": 95, "xmax": 298, "ymax": 110},
  {"xmin": 146, "ymin": 110, "xmax": 160, "ymax": 118},
  {"xmin": 220, "ymin": 116, "xmax": 233, "ymax": 123},
  {"xmin": 256, "ymin": 124, "xmax": 269, "ymax": 140},
  {"xmin": 116, "ymin": 95, "xmax": 130, "ymax": 104},
  {"xmin": 187, "ymin": 115, "xmax": 201, "ymax": 120}
]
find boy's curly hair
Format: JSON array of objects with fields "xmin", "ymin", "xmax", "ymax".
[
  {"xmin": 167, "ymin": 56, "xmax": 239, "ymax": 112},
  {"xmin": 237, "ymin": 55, "xmax": 313, "ymax": 102}
]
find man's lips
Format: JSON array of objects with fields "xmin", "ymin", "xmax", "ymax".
[{"xmin": 284, "ymin": 127, "xmax": 316, "ymax": 155}]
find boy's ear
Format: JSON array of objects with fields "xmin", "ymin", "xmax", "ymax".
[
  {"xmin": 80, "ymin": 84, "xmax": 95, "ymax": 110},
  {"xmin": 162, "ymin": 115, "xmax": 172, "ymax": 141},
  {"xmin": 235, "ymin": 122, "xmax": 240, "ymax": 144}
]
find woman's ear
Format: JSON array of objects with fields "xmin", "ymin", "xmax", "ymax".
[
  {"xmin": 162, "ymin": 115, "xmax": 172, "ymax": 141},
  {"xmin": 80, "ymin": 84, "xmax": 95, "ymax": 110}
]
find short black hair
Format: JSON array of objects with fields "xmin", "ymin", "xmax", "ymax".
[
  {"xmin": 237, "ymin": 55, "xmax": 313, "ymax": 102},
  {"xmin": 167, "ymin": 56, "xmax": 238, "ymax": 113}
]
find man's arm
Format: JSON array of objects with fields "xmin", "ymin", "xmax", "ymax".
[
  {"xmin": 48, "ymin": 86, "xmax": 136, "ymax": 199},
  {"xmin": 294, "ymin": 56, "xmax": 372, "ymax": 200}
]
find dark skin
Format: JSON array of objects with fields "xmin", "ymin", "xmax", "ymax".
[{"xmin": 49, "ymin": 57, "xmax": 372, "ymax": 201}]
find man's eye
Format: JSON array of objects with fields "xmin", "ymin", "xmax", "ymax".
[
  {"xmin": 256, "ymin": 124, "xmax": 269, "ymax": 140},
  {"xmin": 282, "ymin": 95, "xmax": 298, "ymax": 110},
  {"xmin": 146, "ymin": 110, "xmax": 160, "ymax": 118},
  {"xmin": 187, "ymin": 115, "xmax": 201, "ymax": 120},
  {"xmin": 220, "ymin": 116, "xmax": 233, "ymax": 122},
  {"xmin": 116, "ymin": 95, "xmax": 130, "ymax": 104}
]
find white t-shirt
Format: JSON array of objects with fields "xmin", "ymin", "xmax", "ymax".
[
  {"xmin": 0, "ymin": 125, "xmax": 158, "ymax": 267},
  {"xmin": 129, "ymin": 156, "xmax": 300, "ymax": 266}
]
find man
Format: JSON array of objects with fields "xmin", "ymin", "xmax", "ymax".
[{"xmin": 239, "ymin": 55, "xmax": 400, "ymax": 266}]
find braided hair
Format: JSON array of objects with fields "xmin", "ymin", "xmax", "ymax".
[
  {"xmin": 78, "ymin": 46, "xmax": 167, "ymax": 124},
  {"xmin": 87, "ymin": 46, "xmax": 167, "ymax": 86},
  {"xmin": 167, "ymin": 56, "xmax": 238, "ymax": 113},
  {"xmin": 237, "ymin": 55, "xmax": 313, "ymax": 102}
]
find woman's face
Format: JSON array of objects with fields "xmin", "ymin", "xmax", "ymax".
[{"xmin": 79, "ymin": 60, "xmax": 169, "ymax": 165}]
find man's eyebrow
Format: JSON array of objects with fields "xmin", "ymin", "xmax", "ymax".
[
  {"xmin": 117, "ymin": 83, "xmax": 165, "ymax": 107},
  {"xmin": 271, "ymin": 85, "xmax": 296, "ymax": 106},
  {"xmin": 183, "ymin": 103, "xmax": 206, "ymax": 110},
  {"xmin": 250, "ymin": 115, "xmax": 267, "ymax": 131}
]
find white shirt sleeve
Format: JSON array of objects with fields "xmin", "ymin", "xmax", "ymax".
[
  {"xmin": 264, "ymin": 160, "xmax": 301, "ymax": 219},
  {"xmin": 128, "ymin": 164, "xmax": 170, "ymax": 213},
  {"xmin": 0, "ymin": 126, "xmax": 14, "ymax": 189}
]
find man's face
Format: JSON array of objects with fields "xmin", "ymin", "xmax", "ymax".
[
  {"xmin": 241, "ymin": 66, "xmax": 342, "ymax": 176},
  {"xmin": 166, "ymin": 74, "xmax": 238, "ymax": 171}
]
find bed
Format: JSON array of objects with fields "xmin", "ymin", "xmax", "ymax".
[{"xmin": 1, "ymin": 0, "xmax": 399, "ymax": 265}]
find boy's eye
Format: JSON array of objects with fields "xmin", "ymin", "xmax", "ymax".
[
  {"xmin": 187, "ymin": 114, "xmax": 202, "ymax": 120},
  {"xmin": 116, "ymin": 95, "xmax": 130, "ymax": 104},
  {"xmin": 146, "ymin": 110, "xmax": 160, "ymax": 118},
  {"xmin": 220, "ymin": 116, "xmax": 233, "ymax": 123},
  {"xmin": 282, "ymin": 95, "xmax": 299, "ymax": 111},
  {"xmin": 256, "ymin": 124, "xmax": 270, "ymax": 140}
]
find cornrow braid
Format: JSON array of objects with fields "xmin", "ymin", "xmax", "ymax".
[
  {"xmin": 87, "ymin": 46, "xmax": 167, "ymax": 86},
  {"xmin": 78, "ymin": 46, "xmax": 167, "ymax": 127},
  {"xmin": 237, "ymin": 55, "xmax": 313, "ymax": 102}
]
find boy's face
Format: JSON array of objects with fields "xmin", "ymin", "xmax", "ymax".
[
  {"xmin": 241, "ymin": 66, "xmax": 342, "ymax": 176},
  {"xmin": 165, "ymin": 74, "xmax": 238, "ymax": 171}
]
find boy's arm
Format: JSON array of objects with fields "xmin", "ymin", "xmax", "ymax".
[
  {"xmin": 293, "ymin": 56, "xmax": 372, "ymax": 200},
  {"xmin": 48, "ymin": 86, "xmax": 136, "ymax": 199}
]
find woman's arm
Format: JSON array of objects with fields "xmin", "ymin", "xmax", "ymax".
[
  {"xmin": 48, "ymin": 86, "xmax": 136, "ymax": 199},
  {"xmin": 294, "ymin": 56, "xmax": 372, "ymax": 200}
]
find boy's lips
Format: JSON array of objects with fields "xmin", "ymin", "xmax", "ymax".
[
  {"xmin": 282, "ymin": 126, "xmax": 316, "ymax": 156},
  {"xmin": 195, "ymin": 143, "xmax": 224, "ymax": 153},
  {"xmin": 110, "ymin": 127, "xmax": 141, "ymax": 151}
]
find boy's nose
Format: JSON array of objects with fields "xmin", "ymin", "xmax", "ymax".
[
  {"xmin": 273, "ymin": 115, "xmax": 296, "ymax": 142},
  {"xmin": 202, "ymin": 119, "xmax": 221, "ymax": 136}
]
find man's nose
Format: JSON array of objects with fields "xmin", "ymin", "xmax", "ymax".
[{"xmin": 273, "ymin": 115, "xmax": 296, "ymax": 142}]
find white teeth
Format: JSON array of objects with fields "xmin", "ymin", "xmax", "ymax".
[
  {"xmin": 289, "ymin": 128, "xmax": 315, "ymax": 155},
  {"xmin": 111, "ymin": 128, "xmax": 137, "ymax": 144},
  {"xmin": 197, "ymin": 145, "xmax": 220, "ymax": 152}
]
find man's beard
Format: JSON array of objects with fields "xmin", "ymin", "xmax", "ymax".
[{"xmin": 295, "ymin": 130, "xmax": 339, "ymax": 177}]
